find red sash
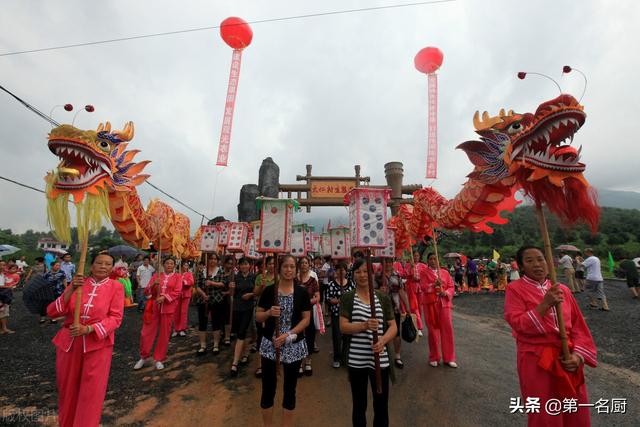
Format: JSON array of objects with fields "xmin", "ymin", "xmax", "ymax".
[{"xmin": 537, "ymin": 343, "xmax": 585, "ymax": 398}]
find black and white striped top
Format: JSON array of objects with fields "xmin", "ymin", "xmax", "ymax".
[{"xmin": 348, "ymin": 294, "xmax": 390, "ymax": 369}]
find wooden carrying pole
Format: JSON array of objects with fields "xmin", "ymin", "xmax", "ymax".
[
  {"xmin": 430, "ymin": 228, "xmax": 442, "ymax": 281},
  {"xmin": 73, "ymin": 233, "xmax": 89, "ymax": 326},
  {"xmin": 535, "ymin": 204, "xmax": 571, "ymax": 360},
  {"xmin": 366, "ymin": 248, "xmax": 383, "ymax": 394},
  {"xmin": 273, "ymin": 255, "xmax": 281, "ymax": 366}
]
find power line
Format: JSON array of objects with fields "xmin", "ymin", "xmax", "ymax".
[
  {"xmin": 145, "ymin": 181, "xmax": 209, "ymax": 220},
  {"xmin": 0, "ymin": 174, "xmax": 210, "ymax": 221},
  {"xmin": 0, "ymin": 0, "xmax": 455, "ymax": 57},
  {"xmin": 0, "ymin": 83, "xmax": 211, "ymax": 220},
  {"xmin": 0, "ymin": 175, "xmax": 46, "ymax": 194}
]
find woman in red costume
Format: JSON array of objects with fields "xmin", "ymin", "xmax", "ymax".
[
  {"xmin": 401, "ymin": 251, "xmax": 425, "ymax": 332},
  {"xmin": 504, "ymin": 246, "xmax": 597, "ymax": 427},
  {"xmin": 421, "ymin": 252, "xmax": 457, "ymax": 368},
  {"xmin": 134, "ymin": 257, "xmax": 183, "ymax": 370},
  {"xmin": 46, "ymin": 252, "xmax": 124, "ymax": 427},
  {"xmin": 173, "ymin": 261, "xmax": 194, "ymax": 337}
]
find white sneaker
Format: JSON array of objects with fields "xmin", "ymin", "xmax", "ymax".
[
  {"xmin": 429, "ymin": 361, "xmax": 438, "ymax": 367},
  {"xmin": 155, "ymin": 361, "xmax": 165, "ymax": 370},
  {"xmin": 447, "ymin": 361, "xmax": 458, "ymax": 368},
  {"xmin": 133, "ymin": 358, "xmax": 147, "ymax": 370},
  {"xmin": 417, "ymin": 330, "xmax": 424, "ymax": 337},
  {"xmin": 332, "ymin": 361, "xmax": 341, "ymax": 368},
  {"xmin": 179, "ymin": 331, "xmax": 187, "ymax": 337},
  {"xmin": 171, "ymin": 331, "xmax": 178, "ymax": 338}
]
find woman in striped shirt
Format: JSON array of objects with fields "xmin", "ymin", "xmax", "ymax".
[{"xmin": 340, "ymin": 259, "xmax": 397, "ymax": 427}]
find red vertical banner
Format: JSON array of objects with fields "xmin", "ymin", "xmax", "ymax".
[
  {"xmin": 216, "ymin": 49, "xmax": 243, "ymax": 166},
  {"xmin": 425, "ymin": 73, "xmax": 438, "ymax": 179}
]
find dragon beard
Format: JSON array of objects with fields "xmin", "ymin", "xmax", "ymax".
[{"xmin": 514, "ymin": 168, "xmax": 600, "ymax": 232}]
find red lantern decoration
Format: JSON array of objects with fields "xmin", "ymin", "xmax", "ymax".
[
  {"xmin": 84, "ymin": 105, "xmax": 95, "ymax": 112},
  {"xmin": 216, "ymin": 17, "xmax": 253, "ymax": 167},
  {"xmin": 414, "ymin": 46, "xmax": 444, "ymax": 179},
  {"xmin": 64, "ymin": 104, "xmax": 73, "ymax": 111},
  {"xmin": 220, "ymin": 17, "xmax": 253, "ymax": 50},
  {"xmin": 414, "ymin": 47, "xmax": 443, "ymax": 75}
]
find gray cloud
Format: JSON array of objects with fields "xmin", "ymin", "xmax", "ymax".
[{"xmin": 1, "ymin": 0, "xmax": 638, "ymax": 235}]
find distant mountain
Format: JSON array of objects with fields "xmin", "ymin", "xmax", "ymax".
[{"xmin": 596, "ymin": 189, "xmax": 640, "ymax": 210}]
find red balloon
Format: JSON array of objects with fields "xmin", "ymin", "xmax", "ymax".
[
  {"xmin": 220, "ymin": 17, "xmax": 253, "ymax": 50},
  {"xmin": 414, "ymin": 47, "xmax": 443, "ymax": 74}
]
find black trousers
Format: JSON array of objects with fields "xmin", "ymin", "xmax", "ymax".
[
  {"xmin": 348, "ymin": 367, "xmax": 390, "ymax": 427},
  {"xmin": 330, "ymin": 314, "xmax": 342, "ymax": 362},
  {"xmin": 260, "ymin": 357, "xmax": 303, "ymax": 410},
  {"xmin": 305, "ymin": 314, "xmax": 316, "ymax": 352}
]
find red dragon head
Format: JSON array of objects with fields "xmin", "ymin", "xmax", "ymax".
[
  {"xmin": 458, "ymin": 94, "xmax": 598, "ymax": 230},
  {"xmin": 47, "ymin": 121, "xmax": 150, "ymax": 202}
]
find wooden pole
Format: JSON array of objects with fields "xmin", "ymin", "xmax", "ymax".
[
  {"xmin": 366, "ymin": 248, "xmax": 383, "ymax": 394},
  {"xmin": 226, "ymin": 248, "xmax": 235, "ymax": 330},
  {"xmin": 535, "ymin": 204, "xmax": 571, "ymax": 360},
  {"xmin": 273, "ymin": 255, "xmax": 281, "ymax": 367},
  {"xmin": 73, "ymin": 232, "xmax": 89, "ymax": 327}
]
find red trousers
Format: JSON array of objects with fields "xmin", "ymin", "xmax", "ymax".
[
  {"xmin": 56, "ymin": 339, "xmax": 113, "ymax": 427},
  {"xmin": 173, "ymin": 295, "xmax": 191, "ymax": 332},
  {"xmin": 139, "ymin": 308, "xmax": 173, "ymax": 361},
  {"xmin": 405, "ymin": 281, "xmax": 423, "ymax": 330},
  {"xmin": 517, "ymin": 351, "xmax": 591, "ymax": 427},
  {"xmin": 422, "ymin": 303, "xmax": 456, "ymax": 363}
]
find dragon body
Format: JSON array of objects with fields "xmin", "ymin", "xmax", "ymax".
[
  {"xmin": 402, "ymin": 93, "xmax": 599, "ymax": 246},
  {"xmin": 46, "ymin": 122, "xmax": 201, "ymax": 258}
]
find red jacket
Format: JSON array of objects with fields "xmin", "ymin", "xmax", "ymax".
[
  {"xmin": 47, "ymin": 277, "xmax": 124, "ymax": 353},
  {"xmin": 144, "ymin": 273, "xmax": 183, "ymax": 314},
  {"xmin": 180, "ymin": 272, "xmax": 194, "ymax": 299}
]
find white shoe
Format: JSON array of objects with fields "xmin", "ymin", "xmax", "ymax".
[
  {"xmin": 447, "ymin": 361, "xmax": 458, "ymax": 368},
  {"xmin": 155, "ymin": 361, "xmax": 165, "ymax": 370},
  {"xmin": 133, "ymin": 358, "xmax": 147, "ymax": 370},
  {"xmin": 171, "ymin": 331, "xmax": 178, "ymax": 338},
  {"xmin": 332, "ymin": 361, "xmax": 341, "ymax": 368},
  {"xmin": 417, "ymin": 330, "xmax": 424, "ymax": 337},
  {"xmin": 429, "ymin": 361, "xmax": 438, "ymax": 367},
  {"xmin": 179, "ymin": 331, "xmax": 187, "ymax": 337}
]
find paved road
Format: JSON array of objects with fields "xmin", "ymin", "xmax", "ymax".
[{"xmin": 127, "ymin": 309, "xmax": 639, "ymax": 427}]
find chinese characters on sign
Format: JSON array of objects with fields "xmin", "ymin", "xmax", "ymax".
[
  {"xmin": 309, "ymin": 180, "xmax": 356, "ymax": 199},
  {"xmin": 509, "ymin": 397, "xmax": 627, "ymax": 415},
  {"xmin": 216, "ymin": 49, "xmax": 243, "ymax": 166},
  {"xmin": 425, "ymin": 73, "xmax": 438, "ymax": 179}
]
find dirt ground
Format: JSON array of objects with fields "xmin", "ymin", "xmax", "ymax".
[{"xmin": 1, "ymin": 278, "xmax": 638, "ymax": 426}]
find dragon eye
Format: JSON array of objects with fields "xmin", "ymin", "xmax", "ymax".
[
  {"xmin": 97, "ymin": 140, "xmax": 111, "ymax": 152},
  {"xmin": 507, "ymin": 122, "xmax": 522, "ymax": 134}
]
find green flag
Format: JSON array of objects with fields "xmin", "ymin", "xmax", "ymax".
[{"xmin": 607, "ymin": 251, "xmax": 615, "ymax": 273}]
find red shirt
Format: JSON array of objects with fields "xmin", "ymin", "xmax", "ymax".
[{"xmin": 3, "ymin": 273, "xmax": 20, "ymax": 288}]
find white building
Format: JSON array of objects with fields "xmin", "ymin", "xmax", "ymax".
[{"xmin": 37, "ymin": 237, "xmax": 69, "ymax": 254}]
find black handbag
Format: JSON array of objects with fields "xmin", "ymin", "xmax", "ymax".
[{"xmin": 401, "ymin": 314, "xmax": 417, "ymax": 343}]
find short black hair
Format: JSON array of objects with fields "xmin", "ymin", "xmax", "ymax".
[
  {"xmin": 90, "ymin": 251, "xmax": 115, "ymax": 265},
  {"xmin": 516, "ymin": 246, "xmax": 544, "ymax": 268},
  {"xmin": 427, "ymin": 252, "xmax": 435, "ymax": 260},
  {"xmin": 238, "ymin": 257, "xmax": 251, "ymax": 265},
  {"xmin": 143, "ymin": 256, "xmax": 150, "ymax": 261},
  {"xmin": 352, "ymin": 258, "xmax": 367, "ymax": 273},
  {"xmin": 336, "ymin": 262, "xmax": 348, "ymax": 271}
]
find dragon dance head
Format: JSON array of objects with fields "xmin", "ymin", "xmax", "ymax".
[
  {"xmin": 458, "ymin": 93, "xmax": 598, "ymax": 230},
  {"xmin": 47, "ymin": 121, "xmax": 150, "ymax": 202}
]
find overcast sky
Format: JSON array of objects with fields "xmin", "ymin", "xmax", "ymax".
[{"xmin": 1, "ymin": 0, "xmax": 638, "ymax": 235}]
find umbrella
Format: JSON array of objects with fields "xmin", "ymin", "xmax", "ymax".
[
  {"xmin": 443, "ymin": 252, "xmax": 462, "ymax": 258},
  {"xmin": 555, "ymin": 244, "xmax": 580, "ymax": 252},
  {"xmin": 22, "ymin": 274, "xmax": 56, "ymax": 316},
  {"xmin": 0, "ymin": 244, "xmax": 20, "ymax": 257},
  {"xmin": 43, "ymin": 247, "xmax": 68, "ymax": 256},
  {"xmin": 108, "ymin": 245, "xmax": 142, "ymax": 259}
]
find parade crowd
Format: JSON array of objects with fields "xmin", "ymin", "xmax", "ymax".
[{"xmin": 1, "ymin": 245, "xmax": 637, "ymax": 427}]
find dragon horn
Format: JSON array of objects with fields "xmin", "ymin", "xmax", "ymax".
[
  {"xmin": 113, "ymin": 121, "xmax": 135, "ymax": 142},
  {"xmin": 96, "ymin": 122, "xmax": 112, "ymax": 133},
  {"xmin": 473, "ymin": 111, "xmax": 503, "ymax": 130}
]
